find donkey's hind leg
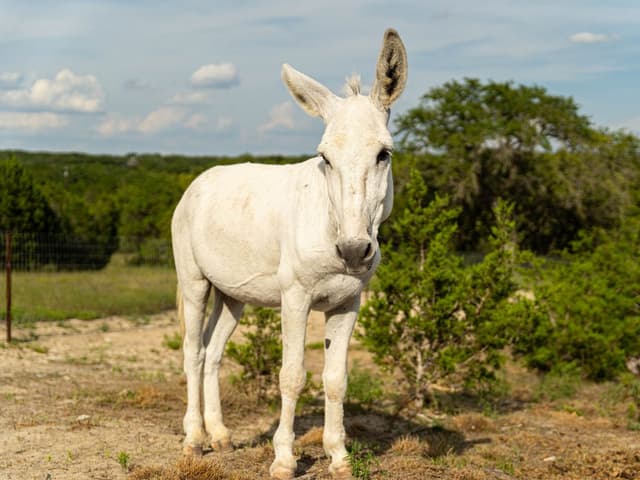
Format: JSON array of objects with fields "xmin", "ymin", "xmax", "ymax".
[
  {"xmin": 202, "ymin": 289, "xmax": 244, "ymax": 452},
  {"xmin": 179, "ymin": 278, "xmax": 211, "ymax": 456}
]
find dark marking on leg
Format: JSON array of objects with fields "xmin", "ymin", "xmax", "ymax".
[{"xmin": 325, "ymin": 338, "xmax": 331, "ymax": 349}]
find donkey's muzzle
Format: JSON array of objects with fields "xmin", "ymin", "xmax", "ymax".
[{"xmin": 336, "ymin": 237, "xmax": 374, "ymax": 271}]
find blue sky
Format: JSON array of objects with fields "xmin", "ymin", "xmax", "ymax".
[{"xmin": 0, "ymin": 0, "xmax": 638, "ymax": 156}]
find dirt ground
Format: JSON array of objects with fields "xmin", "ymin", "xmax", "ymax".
[{"xmin": 1, "ymin": 312, "xmax": 639, "ymax": 480}]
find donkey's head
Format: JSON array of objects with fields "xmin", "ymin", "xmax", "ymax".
[{"xmin": 282, "ymin": 29, "xmax": 407, "ymax": 274}]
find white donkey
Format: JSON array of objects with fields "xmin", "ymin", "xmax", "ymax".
[{"xmin": 171, "ymin": 29, "xmax": 407, "ymax": 479}]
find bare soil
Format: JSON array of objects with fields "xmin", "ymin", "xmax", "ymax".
[{"xmin": 1, "ymin": 312, "xmax": 638, "ymax": 480}]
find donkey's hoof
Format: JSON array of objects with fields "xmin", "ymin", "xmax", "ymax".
[
  {"xmin": 269, "ymin": 459, "xmax": 296, "ymax": 480},
  {"xmin": 330, "ymin": 464, "xmax": 354, "ymax": 479},
  {"xmin": 270, "ymin": 467, "xmax": 295, "ymax": 480},
  {"xmin": 183, "ymin": 444, "xmax": 203, "ymax": 457},
  {"xmin": 211, "ymin": 438, "xmax": 233, "ymax": 453}
]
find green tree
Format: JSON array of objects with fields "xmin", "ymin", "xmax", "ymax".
[
  {"xmin": 0, "ymin": 156, "xmax": 60, "ymax": 234},
  {"xmin": 359, "ymin": 170, "xmax": 519, "ymax": 407},
  {"xmin": 118, "ymin": 171, "xmax": 183, "ymax": 264},
  {"xmin": 394, "ymin": 79, "xmax": 638, "ymax": 252},
  {"xmin": 0, "ymin": 157, "xmax": 64, "ymax": 270}
]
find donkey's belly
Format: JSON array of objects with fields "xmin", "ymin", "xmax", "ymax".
[
  {"xmin": 212, "ymin": 271, "xmax": 282, "ymax": 307},
  {"xmin": 192, "ymin": 242, "xmax": 282, "ymax": 307}
]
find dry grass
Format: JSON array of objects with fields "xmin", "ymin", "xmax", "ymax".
[
  {"xmin": 389, "ymin": 435, "xmax": 424, "ymax": 455},
  {"xmin": 128, "ymin": 456, "xmax": 253, "ymax": 480},
  {"xmin": 297, "ymin": 426, "xmax": 324, "ymax": 447},
  {"xmin": 452, "ymin": 413, "xmax": 496, "ymax": 434}
]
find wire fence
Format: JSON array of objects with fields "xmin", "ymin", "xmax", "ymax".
[{"xmin": 0, "ymin": 232, "xmax": 173, "ymax": 271}]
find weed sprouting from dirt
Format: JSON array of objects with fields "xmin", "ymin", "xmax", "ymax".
[
  {"xmin": 162, "ymin": 331, "xmax": 182, "ymax": 350},
  {"xmin": 118, "ymin": 451, "xmax": 131, "ymax": 470},
  {"xmin": 348, "ymin": 439, "xmax": 378, "ymax": 479}
]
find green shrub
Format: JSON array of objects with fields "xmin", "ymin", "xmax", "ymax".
[
  {"xmin": 511, "ymin": 222, "xmax": 640, "ymax": 380},
  {"xmin": 346, "ymin": 363, "xmax": 384, "ymax": 406},
  {"xmin": 359, "ymin": 169, "xmax": 520, "ymax": 408},
  {"xmin": 226, "ymin": 307, "xmax": 282, "ymax": 401}
]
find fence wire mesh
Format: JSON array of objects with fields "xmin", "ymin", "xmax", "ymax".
[{"xmin": 0, "ymin": 232, "xmax": 173, "ymax": 271}]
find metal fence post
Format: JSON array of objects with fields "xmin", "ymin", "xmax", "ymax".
[{"xmin": 5, "ymin": 231, "xmax": 11, "ymax": 343}]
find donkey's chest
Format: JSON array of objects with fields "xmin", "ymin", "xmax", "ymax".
[{"xmin": 304, "ymin": 272, "xmax": 367, "ymax": 312}]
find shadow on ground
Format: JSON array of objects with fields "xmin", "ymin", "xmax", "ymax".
[{"xmin": 246, "ymin": 401, "xmax": 492, "ymax": 477}]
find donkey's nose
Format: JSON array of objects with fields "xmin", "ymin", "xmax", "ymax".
[{"xmin": 336, "ymin": 238, "xmax": 372, "ymax": 267}]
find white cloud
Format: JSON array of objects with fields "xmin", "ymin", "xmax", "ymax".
[
  {"xmin": 569, "ymin": 32, "xmax": 612, "ymax": 44},
  {"xmin": 185, "ymin": 113, "xmax": 207, "ymax": 130},
  {"xmin": 0, "ymin": 72, "xmax": 22, "ymax": 89},
  {"xmin": 216, "ymin": 116, "xmax": 233, "ymax": 132},
  {"xmin": 168, "ymin": 91, "xmax": 211, "ymax": 105},
  {"xmin": 0, "ymin": 112, "xmax": 67, "ymax": 131},
  {"xmin": 100, "ymin": 106, "xmax": 191, "ymax": 136},
  {"xmin": 185, "ymin": 114, "xmax": 234, "ymax": 132},
  {"xmin": 0, "ymin": 69, "xmax": 104, "ymax": 112},
  {"xmin": 190, "ymin": 63, "xmax": 239, "ymax": 88},
  {"xmin": 97, "ymin": 114, "xmax": 136, "ymax": 136},
  {"xmin": 138, "ymin": 106, "xmax": 187, "ymax": 134},
  {"xmin": 258, "ymin": 101, "xmax": 296, "ymax": 133}
]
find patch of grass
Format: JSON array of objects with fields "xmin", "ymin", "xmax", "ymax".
[
  {"xmin": 390, "ymin": 435, "xmax": 424, "ymax": 455},
  {"xmin": 26, "ymin": 343, "xmax": 48, "ymax": 354},
  {"xmin": 0, "ymin": 260, "xmax": 176, "ymax": 323},
  {"xmin": 452, "ymin": 413, "xmax": 496, "ymax": 433},
  {"xmin": 534, "ymin": 366, "xmax": 582, "ymax": 402},
  {"xmin": 348, "ymin": 440, "xmax": 377, "ymax": 480},
  {"xmin": 495, "ymin": 459, "xmax": 515, "ymax": 475},
  {"xmin": 306, "ymin": 341, "xmax": 324, "ymax": 350},
  {"xmin": 137, "ymin": 371, "xmax": 167, "ymax": 383},
  {"xmin": 162, "ymin": 331, "xmax": 182, "ymax": 350},
  {"xmin": 561, "ymin": 403, "xmax": 583, "ymax": 416},
  {"xmin": 128, "ymin": 455, "xmax": 252, "ymax": 480},
  {"xmin": 620, "ymin": 374, "xmax": 640, "ymax": 430}
]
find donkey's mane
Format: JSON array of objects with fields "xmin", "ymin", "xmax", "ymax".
[{"xmin": 343, "ymin": 74, "xmax": 361, "ymax": 96}]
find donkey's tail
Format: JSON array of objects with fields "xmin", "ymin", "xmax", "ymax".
[{"xmin": 176, "ymin": 285, "xmax": 185, "ymax": 339}]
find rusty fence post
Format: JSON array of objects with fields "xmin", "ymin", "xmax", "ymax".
[{"xmin": 5, "ymin": 231, "xmax": 11, "ymax": 343}]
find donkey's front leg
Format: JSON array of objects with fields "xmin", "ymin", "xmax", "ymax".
[
  {"xmin": 270, "ymin": 288, "xmax": 310, "ymax": 480},
  {"xmin": 323, "ymin": 295, "xmax": 360, "ymax": 479}
]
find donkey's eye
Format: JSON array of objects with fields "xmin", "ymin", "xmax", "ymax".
[
  {"xmin": 376, "ymin": 149, "xmax": 392, "ymax": 164},
  {"xmin": 320, "ymin": 153, "xmax": 332, "ymax": 168}
]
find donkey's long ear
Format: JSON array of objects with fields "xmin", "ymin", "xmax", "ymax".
[
  {"xmin": 370, "ymin": 29, "xmax": 408, "ymax": 110},
  {"xmin": 282, "ymin": 64, "xmax": 339, "ymax": 121}
]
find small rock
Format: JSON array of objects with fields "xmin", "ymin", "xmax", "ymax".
[
  {"xmin": 543, "ymin": 455, "xmax": 557, "ymax": 462},
  {"xmin": 76, "ymin": 414, "xmax": 91, "ymax": 422}
]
